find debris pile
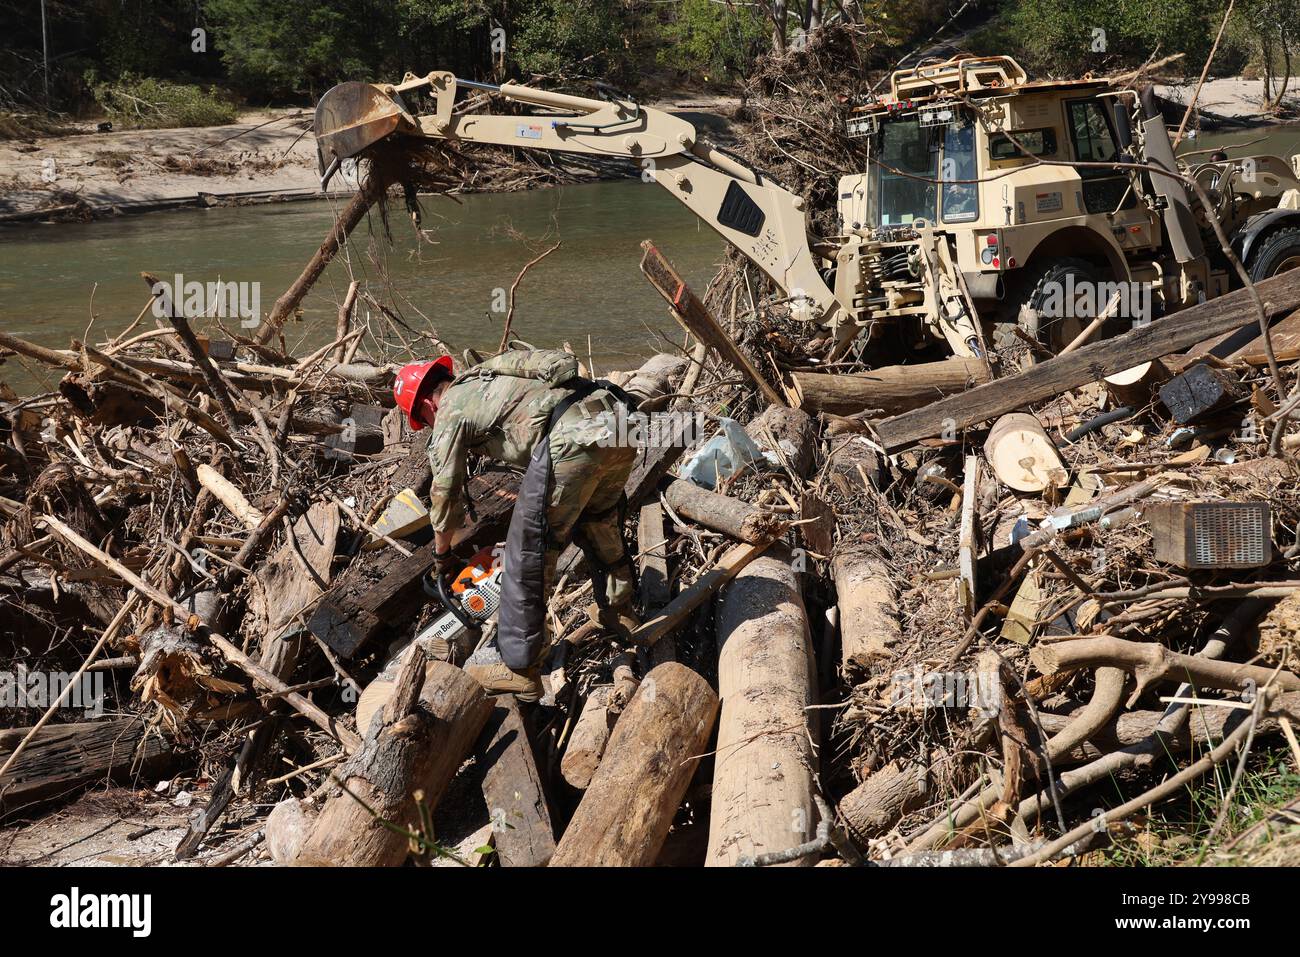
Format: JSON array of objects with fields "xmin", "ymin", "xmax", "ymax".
[{"xmin": 2, "ymin": 28, "xmax": 1300, "ymax": 864}]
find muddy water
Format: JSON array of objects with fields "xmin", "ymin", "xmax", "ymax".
[{"xmin": 0, "ymin": 180, "xmax": 726, "ymax": 394}]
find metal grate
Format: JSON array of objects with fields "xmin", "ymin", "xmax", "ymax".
[{"xmin": 1190, "ymin": 502, "xmax": 1270, "ymax": 568}]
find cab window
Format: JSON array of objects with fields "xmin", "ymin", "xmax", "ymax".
[
  {"xmin": 1066, "ymin": 100, "xmax": 1119, "ymax": 176},
  {"xmin": 989, "ymin": 128, "xmax": 1057, "ymax": 160},
  {"xmin": 941, "ymin": 123, "xmax": 978, "ymax": 223}
]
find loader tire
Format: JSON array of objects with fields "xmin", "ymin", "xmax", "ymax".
[
  {"xmin": 992, "ymin": 258, "xmax": 1101, "ymax": 359},
  {"xmin": 1247, "ymin": 226, "xmax": 1300, "ymax": 283}
]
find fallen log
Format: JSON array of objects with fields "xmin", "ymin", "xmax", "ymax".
[
  {"xmin": 832, "ymin": 548, "xmax": 900, "ymax": 675},
  {"xmin": 874, "ymin": 267, "xmax": 1300, "ymax": 450},
  {"xmin": 269, "ymin": 657, "xmax": 491, "ymax": 866},
  {"xmin": 707, "ymin": 546, "xmax": 819, "ymax": 866},
  {"xmin": 838, "ymin": 762, "xmax": 928, "ymax": 844},
  {"xmin": 478, "ymin": 696, "xmax": 556, "ymax": 867},
  {"xmin": 560, "ymin": 685, "xmax": 614, "ymax": 789},
  {"xmin": 791, "ymin": 358, "xmax": 989, "ymax": 416},
  {"xmin": 663, "ymin": 479, "xmax": 786, "ymax": 544},
  {"xmin": 0, "ymin": 717, "xmax": 172, "ymax": 815},
  {"xmin": 551, "ymin": 663, "xmax": 718, "ymax": 866}
]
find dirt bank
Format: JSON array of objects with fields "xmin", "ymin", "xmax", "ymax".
[{"xmin": 0, "ymin": 109, "xmax": 326, "ymax": 223}]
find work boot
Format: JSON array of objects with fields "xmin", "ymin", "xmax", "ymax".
[
  {"xmin": 585, "ymin": 602, "xmax": 643, "ymax": 642},
  {"xmin": 464, "ymin": 642, "xmax": 542, "ymax": 703}
]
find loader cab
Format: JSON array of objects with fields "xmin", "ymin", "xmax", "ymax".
[{"xmin": 862, "ymin": 110, "xmax": 979, "ymax": 231}]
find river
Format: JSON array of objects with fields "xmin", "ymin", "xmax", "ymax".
[
  {"xmin": 0, "ymin": 180, "xmax": 726, "ymax": 394},
  {"xmin": 3, "ymin": 126, "xmax": 1300, "ymax": 397}
]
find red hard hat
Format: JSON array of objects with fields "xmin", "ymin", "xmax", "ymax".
[{"xmin": 393, "ymin": 355, "xmax": 454, "ymax": 430}]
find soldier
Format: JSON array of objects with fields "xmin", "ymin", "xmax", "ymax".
[{"xmin": 393, "ymin": 350, "xmax": 640, "ymax": 702}]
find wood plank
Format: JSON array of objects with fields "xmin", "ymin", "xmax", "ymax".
[
  {"xmin": 874, "ymin": 268, "xmax": 1300, "ymax": 451},
  {"xmin": 639, "ymin": 240, "xmax": 787, "ymax": 407},
  {"xmin": 477, "ymin": 696, "xmax": 556, "ymax": 867}
]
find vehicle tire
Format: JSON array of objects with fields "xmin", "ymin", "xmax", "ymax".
[
  {"xmin": 1247, "ymin": 226, "xmax": 1300, "ymax": 283},
  {"xmin": 992, "ymin": 258, "xmax": 1100, "ymax": 357}
]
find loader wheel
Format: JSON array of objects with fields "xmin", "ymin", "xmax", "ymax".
[
  {"xmin": 992, "ymin": 259, "xmax": 1101, "ymax": 360},
  {"xmin": 1247, "ymin": 226, "xmax": 1300, "ymax": 282}
]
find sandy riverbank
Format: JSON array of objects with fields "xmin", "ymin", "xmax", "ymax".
[{"xmin": 0, "ymin": 109, "xmax": 324, "ymax": 223}]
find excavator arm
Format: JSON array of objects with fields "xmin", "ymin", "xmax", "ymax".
[{"xmin": 313, "ymin": 71, "xmax": 849, "ymax": 331}]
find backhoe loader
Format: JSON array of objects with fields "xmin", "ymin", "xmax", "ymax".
[{"xmin": 312, "ymin": 56, "xmax": 1300, "ymax": 359}]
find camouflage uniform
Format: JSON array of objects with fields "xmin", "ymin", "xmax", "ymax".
[{"xmin": 425, "ymin": 366, "xmax": 638, "ymax": 611}]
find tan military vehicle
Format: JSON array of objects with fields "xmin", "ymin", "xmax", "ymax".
[{"xmin": 313, "ymin": 54, "xmax": 1300, "ymax": 360}]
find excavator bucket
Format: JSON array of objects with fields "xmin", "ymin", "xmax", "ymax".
[{"xmin": 313, "ymin": 81, "xmax": 420, "ymax": 186}]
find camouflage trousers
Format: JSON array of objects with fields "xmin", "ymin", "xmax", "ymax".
[{"xmin": 544, "ymin": 423, "xmax": 638, "ymax": 610}]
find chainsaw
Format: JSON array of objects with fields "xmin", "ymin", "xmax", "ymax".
[{"xmin": 355, "ymin": 546, "xmax": 503, "ymax": 729}]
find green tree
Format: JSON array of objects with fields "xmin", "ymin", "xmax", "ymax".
[
  {"xmin": 1003, "ymin": 0, "xmax": 1220, "ymax": 76},
  {"xmin": 507, "ymin": 0, "xmax": 632, "ymax": 81},
  {"xmin": 658, "ymin": 0, "xmax": 770, "ymax": 82}
]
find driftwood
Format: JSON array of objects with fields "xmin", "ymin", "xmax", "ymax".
[
  {"xmin": 551, "ymin": 663, "xmax": 718, "ymax": 866},
  {"xmin": 0, "ymin": 717, "xmax": 172, "ymax": 815},
  {"xmin": 838, "ymin": 762, "xmax": 928, "ymax": 844},
  {"xmin": 832, "ymin": 549, "xmax": 899, "ymax": 676},
  {"xmin": 874, "ymin": 267, "xmax": 1300, "ymax": 450},
  {"xmin": 791, "ymin": 358, "xmax": 988, "ymax": 416},
  {"xmin": 561, "ymin": 686, "xmax": 614, "ymax": 789},
  {"xmin": 1031, "ymin": 634, "xmax": 1300, "ymax": 701},
  {"xmin": 663, "ymin": 480, "xmax": 786, "ymax": 544},
  {"xmin": 269, "ymin": 658, "xmax": 491, "ymax": 866},
  {"xmin": 707, "ymin": 546, "xmax": 819, "ymax": 866}
]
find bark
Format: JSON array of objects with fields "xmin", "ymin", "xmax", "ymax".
[
  {"xmin": 791, "ymin": 358, "xmax": 989, "ymax": 416},
  {"xmin": 551, "ymin": 663, "xmax": 718, "ymax": 866},
  {"xmin": 270, "ymin": 659, "xmax": 491, "ymax": 866},
  {"xmin": 707, "ymin": 547, "xmax": 819, "ymax": 866}
]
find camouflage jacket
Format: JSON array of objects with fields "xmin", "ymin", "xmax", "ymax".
[{"xmin": 424, "ymin": 351, "xmax": 617, "ymax": 531}]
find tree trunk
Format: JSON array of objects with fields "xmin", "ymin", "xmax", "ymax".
[
  {"xmin": 270, "ymin": 659, "xmax": 491, "ymax": 866},
  {"xmin": 832, "ymin": 549, "xmax": 900, "ymax": 676},
  {"xmin": 791, "ymin": 358, "xmax": 988, "ymax": 416},
  {"xmin": 551, "ymin": 663, "xmax": 718, "ymax": 866},
  {"xmin": 707, "ymin": 546, "xmax": 819, "ymax": 866}
]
